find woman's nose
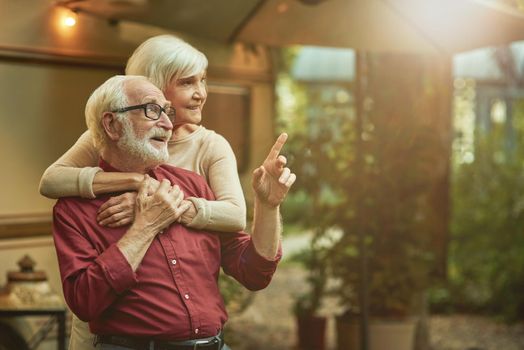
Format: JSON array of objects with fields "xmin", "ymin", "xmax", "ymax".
[{"xmin": 193, "ymin": 83, "xmax": 207, "ymax": 100}]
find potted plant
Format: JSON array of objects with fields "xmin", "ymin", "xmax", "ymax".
[
  {"xmin": 330, "ymin": 214, "xmax": 433, "ymax": 350},
  {"xmin": 276, "ymin": 49, "xmax": 448, "ymax": 350},
  {"xmin": 325, "ymin": 53, "xmax": 448, "ymax": 350},
  {"xmin": 291, "ymin": 233, "xmax": 329, "ymax": 350}
]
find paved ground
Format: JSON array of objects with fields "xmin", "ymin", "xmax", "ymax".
[
  {"xmin": 429, "ymin": 315, "xmax": 524, "ymax": 350},
  {"xmin": 224, "ymin": 265, "xmax": 524, "ymax": 350}
]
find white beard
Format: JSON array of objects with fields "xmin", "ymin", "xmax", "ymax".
[{"xmin": 117, "ymin": 118, "xmax": 170, "ymax": 166}]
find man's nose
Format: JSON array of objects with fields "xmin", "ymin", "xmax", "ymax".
[{"xmin": 157, "ymin": 111, "xmax": 173, "ymax": 130}]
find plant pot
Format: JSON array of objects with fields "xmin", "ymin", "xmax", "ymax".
[
  {"xmin": 336, "ymin": 316, "xmax": 417, "ymax": 350},
  {"xmin": 296, "ymin": 314, "xmax": 327, "ymax": 350}
]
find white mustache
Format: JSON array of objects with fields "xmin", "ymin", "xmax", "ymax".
[{"xmin": 148, "ymin": 128, "xmax": 172, "ymax": 140}]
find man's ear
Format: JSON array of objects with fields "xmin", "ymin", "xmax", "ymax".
[{"xmin": 101, "ymin": 112, "xmax": 123, "ymax": 141}]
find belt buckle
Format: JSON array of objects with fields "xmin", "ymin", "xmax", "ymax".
[
  {"xmin": 192, "ymin": 339, "xmax": 210, "ymax": 350},
  {"xmin": 193, "ymin": 336, "xmax": 222, "ymax": 350}
]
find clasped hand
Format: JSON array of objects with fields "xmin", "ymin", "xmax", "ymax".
[
  {"xmin": 97, "ymin": 176, "xmax": 195, "ymax": 228},
  {"xmin": 133, "ymin": 175, "xmax": 191, "ymax": 233}
]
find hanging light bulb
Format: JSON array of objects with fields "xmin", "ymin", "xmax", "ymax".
[
  {"xmin": 52, "ymin": 5, "xmax": 80, "ymax": 37},
  {"xmin": 61, "ymin": 9, "xmax": 78, "ymax": 28},
  {"xmin": 63, "ymin": 15, "xmax": 76, "ymax": 27}
]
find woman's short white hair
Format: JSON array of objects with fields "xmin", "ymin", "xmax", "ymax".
[
  {"xmin": 125, "ymin": 35, "xmax": 208, "ymax": 92},
  {"xmin": 85, "ymin": 75, "xmax": 148, "ymax": 150}
]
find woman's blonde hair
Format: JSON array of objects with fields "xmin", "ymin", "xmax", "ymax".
[{"xmin": 125, "ymin": 35, "xmax": 208, "ymax": 92}]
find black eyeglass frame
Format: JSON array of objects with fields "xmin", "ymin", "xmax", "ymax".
[{"xmin": 112, "ymin": 103, "xmax": 176, "ymax": 122}]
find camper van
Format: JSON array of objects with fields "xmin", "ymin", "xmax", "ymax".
[{"xmin": 0, "ymin": 2, "xmax": 276, "ymax": 348}]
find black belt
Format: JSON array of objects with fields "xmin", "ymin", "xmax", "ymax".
[{"xmin": 93, "ymin": 332, "xmax": 224, "ymax": 350}]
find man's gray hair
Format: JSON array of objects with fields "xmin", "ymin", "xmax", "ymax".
[
  {"xmin": 85, "ymin": 75, "xmax": 148, "ymax": 150},
  {"xmin": 125, "ymin": 35, "xmax": 208, "ymax": 92}
]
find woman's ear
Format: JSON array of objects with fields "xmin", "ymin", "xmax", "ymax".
[{"xmin": 101, "ymin": 112, "xmax": 122, "ymax": 142}]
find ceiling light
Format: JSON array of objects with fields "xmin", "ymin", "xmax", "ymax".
[{"xmin": 61, "ymin": 9, "xmax": 78, "ymax": 27}]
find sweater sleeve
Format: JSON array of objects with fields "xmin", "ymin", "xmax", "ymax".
[
  {"xmin": 39, "ymin": 130, "xmax": 102, "ymax": 199},
  {"xmin": 186, "ymin": 133, "xmax": 247, "ymax": 232}
]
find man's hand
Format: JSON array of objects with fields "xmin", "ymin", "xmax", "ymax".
[
  {"xmin": 252, "ymin": 133, "xmax": 296, "ymax": 207},
  {"xmin": 134, "ymin": 175, "xmax": 191, "ymax": 233},
  {"xmin": 117, "ymin": 175, "xmax": 191, "ymax": 272},
  {"xmin": 96, "ymin": 176, "xmax": 176, "ymax": 228},
  {"xmin": 97, "ymin": 192, "xmax": 137, "ymax": 228}
]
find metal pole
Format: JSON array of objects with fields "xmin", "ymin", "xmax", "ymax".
[{"xmin": 355, "ymin": 50, "xmax": 369, "ymax": 350}]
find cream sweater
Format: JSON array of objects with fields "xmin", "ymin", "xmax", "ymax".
[{"xmin": 39, "ymin": 126, "xmax": 246, "ymax": 231}]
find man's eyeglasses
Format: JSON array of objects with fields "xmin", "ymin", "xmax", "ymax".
[{"xmin": 112, "ymin": 103, "xmax": 176, "ymax": 122}]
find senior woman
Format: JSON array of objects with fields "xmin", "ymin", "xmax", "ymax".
[{"xmin": 40, "ymin": 35, "xmax": 248, "ymax": 350}]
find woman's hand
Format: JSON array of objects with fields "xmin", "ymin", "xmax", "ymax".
[
  {"xmin": 97, "ymin": 176, "xmax": 160, "ymax": 228},
  {"xmin": 97, "ymin": 192, "xmax": 138, "ymax": 228},
  {"xmin": 178, "ymin": 200, "xmax": 197, "ymax": 225}
]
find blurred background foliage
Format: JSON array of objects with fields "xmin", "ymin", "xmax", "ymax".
[
  {"xmin": 432, "ymin": 80, "xmax": 524, "ymax": 322},
  {"xmin": 276, "ymin": 49, "xmax": 448, "ymax": 318},
  {"xmin": 276, "ymin": 45, "xmax": 524, "ymax": 323}
]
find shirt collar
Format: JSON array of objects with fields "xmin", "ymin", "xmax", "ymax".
[
  {"xmin": 99, "ymin": 158, "xmax": 122, "ymax": 172},
  {"xmin": 98, "ymin": 158, "xmax": 161, "ymax": 177}
]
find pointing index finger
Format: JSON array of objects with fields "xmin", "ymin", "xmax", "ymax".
[{"xmin": 265, "ymin": 133, "xmax": 288, "ymax": 162}]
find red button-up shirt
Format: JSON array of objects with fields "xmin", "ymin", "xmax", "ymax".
[{"xmin": 52, "ymin": 161, "xmax": 281, "ymax": 340}]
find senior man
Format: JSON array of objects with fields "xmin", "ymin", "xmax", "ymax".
[{"xmin": 52, "ymin": 75, "xmax": 295, "ymax": 350}]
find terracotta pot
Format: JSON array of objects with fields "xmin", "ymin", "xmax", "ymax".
[
  {"xmin": 296, "ymin": 314, "xmax": 327, "ymax": 350},
  {"xmin": 336, "ymin": 316, "xmax": 417, "ymax": 350}
]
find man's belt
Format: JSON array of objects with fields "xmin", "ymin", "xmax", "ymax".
[{"xmin": 93, "ymin": 331, "xmax": 224, "ymax": 350}]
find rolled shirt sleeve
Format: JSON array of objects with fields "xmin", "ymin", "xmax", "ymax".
[
  {"xmin": 220, "ymin": 233, "xmax": 282, "ymax": 291},
  {"xmin": 52, "ymin": 202, "xmax": 137, "ymax": 321}
]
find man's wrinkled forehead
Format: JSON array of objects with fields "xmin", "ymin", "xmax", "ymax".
[{"xmin": 125, "ymin": 78, "xmax": 167, "ymax": 105}]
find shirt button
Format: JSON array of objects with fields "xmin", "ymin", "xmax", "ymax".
[
  {"xmin": 184, "ymin": 294, "xmax": 190, "ymax": 300},
  {"xmin": 195, "ymin": 328, "xmax": 199, "ymax": 334},
  {"xmin": 171, "ymin": 259, "xmax": 177, "ymax": 265}
]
